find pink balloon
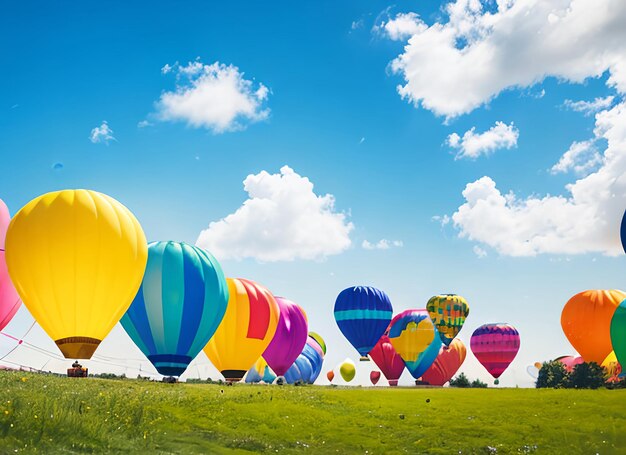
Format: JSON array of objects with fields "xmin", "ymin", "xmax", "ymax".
[
  {"xmin": 0, "ymin": 200, "xmax": 20, "ymax": 331},
  {"xmin": 262, "ymin": 297, "xmax": 308, "ymax": 376}
]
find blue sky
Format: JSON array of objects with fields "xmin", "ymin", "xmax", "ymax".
[{"xmin": 2, "ymin": 0, "xmax": 626, "ymax": 386}]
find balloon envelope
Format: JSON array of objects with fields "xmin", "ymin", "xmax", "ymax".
[
  {"xmin": 121, "ymin": 241, "xmax": 228, "ymax": 377},
  {"xmin": 308, "ymin": 332, "xmax": 326, "ymax": 355},
  {"xmin": 470, "ymin": 323, "xmax": 520, "ymax": 379},
  {"xmin": 554, "ymin": 355, "xmax": 584, "ymax": 373},
  {"xmin": 340, "ymin": 358, "xmax": 356, "ymax": 382},
  {"xmin": 284, "ymin": 335, "xmax": 325, "ymax": 384},
  {"xmin": 0, "ymin": 200, "xmax": 20, "ymax": 332},
  {"xmin": 245, "ymin": 357, "xmax": 276, "ymax": 384},
  {"xmin": 561, "ymin": 289, "xmax": 625, "ymax": 363},
  {"xmin": 421, "ymin": 339, "xmax": 467, "ymax": 386},
  {"xmin": 369, "ymin": 334, "xmax": 405, "ymax": 386},
  {"xmin": 610, "ymin": 300, "xmax": 626, "ymax": 370},
  {"xmin": 388, "ymin": 309, "xmax": 441, "ymax": 379},
  {"xmin": 5, "ymin": 190, "xmax": 147, "ymax": 359},
  {"xmin": 602, "ymin": 351, "xmax": 622, "ymax": 380},
  {"xmin": 327, "ymin": 370, "xmax": 335, "ymax": 382},
  {"xmin": 263, "ymin": 297, "xmax": 308, "ymax": 376},
  {"xmin": 203, "ymin": 278, "xmax": 280, "ymax": 382},
  {"xmin": 370, "ymin": 370, "xmax": 381, "ymax": 385},
  {"xmin": 334, "ymin": 286, "xmax": 393, "ymax": 359},
  {"xmin": 426, "ymin": 294, "xmax": 469, "ymax": 347}
]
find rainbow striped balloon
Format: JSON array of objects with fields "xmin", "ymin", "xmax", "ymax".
[{"xmin": 470, "ymin": 323, "xmax": 520, "ymax": 380}]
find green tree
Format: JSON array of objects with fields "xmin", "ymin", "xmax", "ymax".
[
  {"xmin": 568, "ymin": 362, "xmax": 605, "ymax": 389},
  {"xmin": 536, "ymin": 361, "xmax": 568, "ymax": 388},
  {"xmin": 449, "ymin": 372, "xmax": 471, "ymax": 388},
  {"xmin": 470, "ymin": 378, "xmax": 487, "ymax": 388}
]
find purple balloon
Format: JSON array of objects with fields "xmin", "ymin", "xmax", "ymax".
[{"xmin": 262, "ymin": 297, "xmax": 308, "ymax": 376}]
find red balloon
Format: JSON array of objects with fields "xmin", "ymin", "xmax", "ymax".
[
  {"xmin": 326, "ymin": 370, "xmax": 335, "ymax": 382},
  {"xmin": 369, "ymin": 334, "xmax": 405, "ymax": 386},
  {"xmin": 370, "ymin": 370, "xmax": 381, "ymax": 385},
  {"xmin": 421, "ymin": 339, "xmax": 467, "ymax": 386}
]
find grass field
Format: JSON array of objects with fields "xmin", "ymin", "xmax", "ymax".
[{"xmin": 0, "ymin": 371, "xmax": 624, "ymax": 454}]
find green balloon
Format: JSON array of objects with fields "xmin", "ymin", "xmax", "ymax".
[{"xmin": 610, "ymin": 301, "xmax": 626, "ymax": 371}]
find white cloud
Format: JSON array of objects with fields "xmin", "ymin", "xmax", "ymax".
[
  {"xmin": 89, "ymin": 121, "xmax": 115, "ymax": 144},
  {"xmin": 155, "ymin": 59, "xmax": 270, "ymax": 133},
  {"xmin": 451, "ymin": 101, "xmax": 626, "ymax": 256},
  {"xmin": 563, "ymin": 96, "xmax": 615, "ymax": 116},
  {"xmin": 137, "ymin": 120, "xmax": 152, "ymax": 128},
  {"xmin": 447, "ymin": 121, "xmax": 519, "ymax": 159},
  {"xmin": 387, "ymin": 0, "xmax": 626, "ymax": 118},
  {"xmin": 362, "ymin": 239, "xmax": 403, "ymax": 250},
  {"xmin": 196, "ymin": 166, "xmax": 353, "ymax": 262},
  {"xmin": 351, "ymin": 19, "xmax": 364, "ymax": 30},
  {"xmin": 376, "ymin": 12, "xmax": 426, "ymax": 41},
  {"xmin": 550, "ymin": 140, "xmax": 602, "ymax": 175},
  {"xmin": 473, "ymin": 245, "xmax": 487, "ymax": 258}
]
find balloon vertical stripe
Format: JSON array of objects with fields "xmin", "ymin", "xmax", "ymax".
[{"xmin": 244, "ymin": 279, "xmax": 272, "ymax": 340}]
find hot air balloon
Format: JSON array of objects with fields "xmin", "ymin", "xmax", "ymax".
[
  {"xmin": 368, "ymin": 334, "xmax": 405, "ymax": 386},
  {"xmin": 554, "ymin": 355, "xmax": 584, "ymax": 373},
  {"xmin": 340, "ymin": 358, "xmax": 356, "ymax": 382},
  {"xmin": 561, "ymin": 290, "xmax": 625, "ymax": 364},
  {"xmin": 120, "ymin": 241, "xmax": 228, "ymax": 377},
  {"xmin": 0, "ymin": 200, "xmax": 20, "ymax": 332},
  {"xmin": 421, "ymin": 338, "xmax": 467, "ymax": 386},
  {"xmin": 471, "ymin": 323, "xmax": 520, "ymax": 382},
  {"xmin": 621, "ymin": 209, "xmax": 626, "ymax": 254},
  {"xmin": 5, "ymin": 190, "xmax": 147, "ymax": 359},
  {"xmin": 327, "ymin": 370, "xmax": 335, "ymax": 383},
  {"xmin": 334, "ymin": 286, "xmax": 393, "ymax": 360},
  {"xmin": 203, "ymin": 278, "xmax": 280, "ymax": 382},
  {"xmin": 262, "ymin": 297, "xmax": 308, "ymax": 376},
  {"xmin": 309, "ymin": 332, "xmax": 326, "ymax": 355},
  {"xmin": 245, "ymin": 357, "xmax": 276, "ymax": 384},
  {"xmin": 388, "ymin": 309, "xmax": 441, "ymax": 380},
  {"xmin": 610, "ymin": 300, "xmax": 626, "ymax": 370},
  {"xmin": 426, "ymin": 294, "xmax": 469, "ymax": 347},
  {"xmin": 602, "ymin": 351, "xmax": 622, "ymax": 381},
  {"xmin": 284, "ymin": 334, "xmax": 325, "ymax": 384},
  {"xmin": 370, "ymin": 370, "xmax": 381, "ymax": 385}
]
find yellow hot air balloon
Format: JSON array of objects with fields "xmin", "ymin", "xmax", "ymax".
[
  {"xmin": 5, "ymin": 190, "xmax": 147, "ymax": 359},
  {"xmin": 204, "ymin": 278, "xmax": 280, "ymax": 382},
  {"xmin": 339, "ymin": 358, "xmax": 356, "ymax": 382}
]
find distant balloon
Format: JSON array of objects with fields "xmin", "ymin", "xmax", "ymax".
[
  {"xmin": 0, "ymin": 200, "xmax": 20, "ymax": 332},
  {"xmin": 610, "ymin": 300, "xmax": 626, "ymax": 370},
  {"xmin": 6, "ymin": 190, "xmax": 148, "ymax": 359},
  {"xmin": 554, "ymin": 355, "xmax": 584, "ymax": 373},
  {"xmin": 369, "ymin": 334, "xmax": 405, "ymax": 386},
  {"xmin": 334, "ymin": 286, "xmax": 393, "ymax": 360},
  {"xmin": 388, "ymin": 309, "xmax": 441, "ymax": 379},
  {"xmin": 308, "ymin": 332, "xmax": 326, "ymax": 355},
  {"xmin": 340, "ymin": 358, "xmax": 356, "ymax": 382},
  {"xmin": 284, "ymin": 334, "xmax": 325, "ymax": 384},
  {"xmin": 204, "ymin": 278, "xmax": 280, "ymax": 382},
  {"xmin": 426, "ymin": 294, "xmax": 469, "ymax": 347},
  {"xmin": 263, "ymin": 297, "xmax": 308, "ymax": 376},
  {"xmin": 421, "ymin": 339, "xmax": 467, "ymax": 386},
  {"xmin": 245, "ymin": 357, "xmax": 276, "ymax": 384},
  {"xmin": 121, "ymin": 241, "xmax": 228, "ymax": 377},
  {"xmin": 561, "ymin": 290, "xmax": 625, "ymax": 363},
  {"xmin": 601, "ymin": 351, "xmax": 622, "ymax": 381},
  {"xmin": 370, "ymin": 370, "xmax": 381, "ymax": 385},
  {"xmin": 470, "ymin": 323, "xmax": 520, "ymax": 380},
  {"xmin": 526, "ymin": 365, "xmax": 540, "ymax": 380},
  {"xmin": 327, "ymin": 370, "xmax": 335, "ymax": 383}
]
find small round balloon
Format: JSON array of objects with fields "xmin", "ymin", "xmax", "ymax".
[
  {"xmin": 340, "ymin": 358, "xmax": 356, "ymax": 382},
  {"xmin": 369, "ymin": 334, "xmax": 405, "ymax": 387},
  {"xmin": 327, "ymin": 370, "xmax": 335, "ymax": 383},
  {"xmin": 370, "ymin": 370, "xmax": 381, "ymax": 385}
]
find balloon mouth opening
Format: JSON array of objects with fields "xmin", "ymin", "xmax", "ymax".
[
  {"xmin": 388, "ymin": 380, "xmax": 398, "ymax": 386},
  {"xmin": 148, "ymin": 354, "xmax": 193, "ymax": 377},
  {"xmin": 222, "ymin": 370, "xmax": 246, "ymax": 382},
  {"xmin": 55, "ymin": 337, "xmax": 101, "ymax": 359},
  {"xmin": 359, "ymin": 356, "xmax": 370, "ymax": 362}
]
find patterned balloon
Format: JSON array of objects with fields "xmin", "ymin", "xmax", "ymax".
[
  {"xmin": 421, "ymin": 339, "xmax": 467, "ymax": 386},
  {"xmin": 602, "ymin": 351, "xmax": 622, "ymax": 382},
  {"xmin": 0, "ymin": 200, "xmax": 20, "ymax": 331},
  {"xmin": 561, "ymin": 290, "xmax": 625, "ymax": 363},
  {"xmin": 426, "ymin": 294, "xmax": 469, "ymax": 346},
  {"xmin": 470, "ymin": 323, "xmax": 520, "ymax": 379},
  {"xmin": 334, "ymin": 286, "xmax": 393, "ymax": 360},
  {"xmin": 121, "ymin": 241, "xmax": 228, "ymax": 376},
  {"xmin": 263, "ymin": 297, "xmax": 308, "ymax": 376},
  {"xmin": 368, "ymin": 334, "xmax": 405, "ymax": 386},
  {"xmin": 284, "ymin": 334, "xmax": 325, "ymax": 384},
  {"xmin": 388, "ymin": 309, "xmax": 442, "ymax": 379}
]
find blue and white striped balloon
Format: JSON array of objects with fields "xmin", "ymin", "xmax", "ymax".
[{"xmin": 121, "ymin": 241, "xmax": 228, "ymax": 376}]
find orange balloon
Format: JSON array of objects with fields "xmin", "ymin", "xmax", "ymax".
[
  {"xmin": 561, "ymin": 290, "xmax": 625, "ymax": 363},
  {"xmin": 326, "ymin": 370, "xmax": 335, "ymax": 382}
]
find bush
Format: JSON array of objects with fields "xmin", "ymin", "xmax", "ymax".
[
  {"xmin": 568, "ymin": 362, "xmax": 605, "ymax": 389},
  {"xmin": 536, "ymin": 361, "xmax": 568, "ymax": 388},
  {"xmin": 470, "ymin": 378, "xmax": 488, "ymax": 388},
  {"xmin": 449, "ymin": 373, "xmax": 471, "ymax": 388}
]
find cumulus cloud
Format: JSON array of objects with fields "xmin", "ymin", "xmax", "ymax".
[
  {"xmin": 550, "ymin": 140, "xmax": 602, "ymax": 175},
  {"xmin": 473, "ymin": 245, "xmax": 487, "ymax": 258},
  {"xmin": 387, "ymin": 0, "xmax": 626, "ymax": 118},
  {"xmin": 563, "ymin": 96, "xmax": 615, "ymax": 116},
  {"xmin": 376, "ymin": 12, "xmax": 426, "ymax": 41},
  {"xmin": 89, "ymin": 121, "xmax": 115, "ymax": 144},
  {"xmin": 155, "ymin": 59, "xmax": 269, "ymax": 133},
  {"xmin": 196, "ymin": 166, "xmax": 353, "ymax": 262},
  {"xmin": 447, "ymin": 121, "xmax": 519, "ymax": 159},
  {"xmin": 362, "ymin": 239, "xmax": 403, "ymax": 250},
  {"xmin": 451, "ymin": 101, "xmax": 626, "ymax": 256}
]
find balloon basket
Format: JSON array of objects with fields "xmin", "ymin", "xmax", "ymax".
[{"xmin": 359, "ymin": 356, "xmax": 370, "ymax": 362}]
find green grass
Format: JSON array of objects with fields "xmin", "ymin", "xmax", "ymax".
[{"xmin": 0, "ymin": 371, "xmax": 624, "ymax": 454}]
